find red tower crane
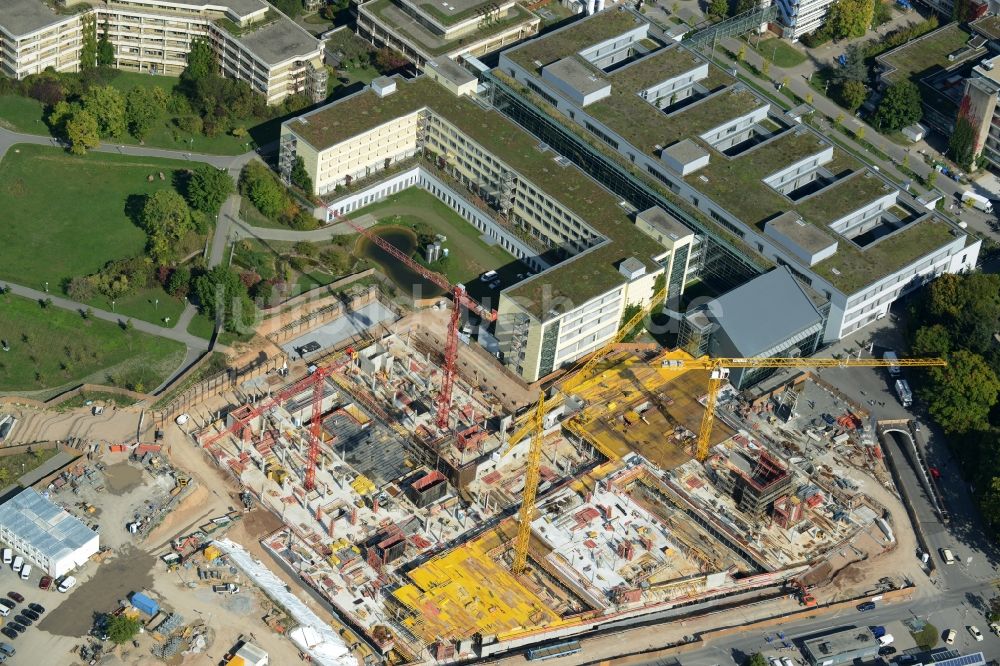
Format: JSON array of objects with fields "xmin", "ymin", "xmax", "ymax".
[
  {"xmin": 199, "ymin": 353, "xmax": 352, "ymax": 490},
  {"xmin": 329, "ymin": 210, "xmax": 497, "ymax": 430}
]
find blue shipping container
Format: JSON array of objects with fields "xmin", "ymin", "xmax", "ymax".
[{"xmin": 130, "ymin": 592, "xmax": 159, "ymax": 616}]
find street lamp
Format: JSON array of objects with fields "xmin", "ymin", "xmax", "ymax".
[
  {"xmin": 112, "ymin": 300, "xmax": 116, "ymax": 312},
  {"xmin": 44, "ymin": 281, "xmax": 48, "ymax": 293},
  {"xmin": 154, "ymin": 298, "xmax": 158, "ymax": 311}
]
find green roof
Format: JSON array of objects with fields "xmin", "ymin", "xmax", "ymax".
[
  {"xmin": 287, "ymin": 77, "xmax": 664, "ymax": 318},
  {"xmin": 877, "ymin": 23, "xmax": 976, "ymax": 85},
  {"xmin": 364, "ymin": 0, "xmax": 537, "ymax": 57},
  {"xmin": 507, "ymin": 8, "xmax": 640, "ymax": 72},
  {"xmin": 812, "ymin": 216, "xmax": 958, "ymax": 294},
  {"xmin": 502, "ymin": 11, "xmax": 971, "ymax": 296}
]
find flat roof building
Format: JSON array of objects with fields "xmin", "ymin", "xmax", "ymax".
[
  {"xmin": 498, "ymin": 10, "xmax": 980, "ymax": 345},
  {"xmin": 0, "ymin": 488, "xmax": 99, "ymax": 577},
  {"xmin": 357, "ymin": 0, "xmax": 539, "ymax": 68},
  {"xmin": 280, "ymin": 74, "xmax": 668, "ymax": 381},
  {"xmin": 801, "ymin": 626, "xmax": 879, "ymax": 666},
  {"xmin": 0, "ymin": 0, "xmax": 326, "ymax": 104}
]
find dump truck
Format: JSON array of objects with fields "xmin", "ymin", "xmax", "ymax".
[
  {"xmin": 961, "ymin": 190, "xmax": 993, "ymax": 213},
  {"xmin": 212, "ymin": 583, "xmax": 240, "ymax": 594}
]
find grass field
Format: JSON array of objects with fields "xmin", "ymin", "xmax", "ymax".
[
  {"xmin": 354, "ymin": 188, "xmax": 526, "ymax": 285},
  {"xmin": 0, "ymin": 292, "xmax": 186, "ymax": 393},
  {"xmin": 0, "ymin": 448, "xmax": 60, "ymax": 483},
  {"xmin": 756, "ymin": 38, "xmax": 807, "ymax": 68},
  {"xmin": 0, "ymin": 144, "xmax": 196, "ymax": 324},
  {"xmin": 0, "ymin": 95, "xmax": 48, "ymax": 133}
]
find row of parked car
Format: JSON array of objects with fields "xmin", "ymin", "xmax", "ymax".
[{"xmin": 2, "ymin": 549, "xmax": 74, "ymax": 593}]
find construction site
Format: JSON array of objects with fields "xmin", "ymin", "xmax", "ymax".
[{"xmin": 189, "ymin": 316, "xmax": 912, "ymax": 664}]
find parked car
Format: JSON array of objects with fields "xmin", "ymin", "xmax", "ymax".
[
  {"xmin": 12, "ymin": 616, "xmax": 29, "ymax": 628},
  {"xmin": 20, "ymin": 610, "xmax": 38, "ymax": 622},
  {"xmin": 0, "ymin": 629, "xmax": 15, "ymax": 641},
  {"xmin": 6, "ymin": 593, "xmax": 22, "ymax": 604},
  {"xmin": 0, "ymin": 601, "xmax": 13, "ymax": 611},
  {"xmin": 6, "ymin": 624, "xmax": 23, "ymax": 635},
  {"xmin": 945, "ymin": 628, "xmax": 956, "ymax": 644},
  {"xmin": 38, "ymin": 577, "xmax": 51, "ymax": 591},
  {"xmin": 969, "ymin": 625, "xmax": 984, "ymax": 641},
  {"xmin": 26, "ymin": 604, "xmax": 43, "ymax": 615}
]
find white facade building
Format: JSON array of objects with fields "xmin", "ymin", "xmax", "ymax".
[{"xmin": 0, "ymin": 488, "xmax": 99, "ymax": 577}]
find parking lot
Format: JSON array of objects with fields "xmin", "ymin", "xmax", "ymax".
[{"xmin": 0, "ymin": 554, "xmax": 81, "ymax": 665}]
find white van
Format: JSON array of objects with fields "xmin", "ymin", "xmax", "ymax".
[
  {"xmin": 0, "ymin": 606, "xmax": 9, "ymax": 618},
  {"xmin": 19, "ymin": 564, "xmax": 30, "ymax": 580},
  {"xmin": 57, "ymin": 576, "xmax": 76, "ymax": 593},
  {"xmin": 942, "ymin": 548, "xmax": 956, "ymax": 564},
  {"xmin": 1, "ymin": 549, "xmax": 11, "ymax": 565},
  {"xmin": 10, "ymin": 556, "xmax": 22, "ymax": 573}
]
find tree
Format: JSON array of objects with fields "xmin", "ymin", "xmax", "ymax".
[
  {"xmin": 106, "ymin": 614, "xmax": 141, "ymax": 645},
  {"xmin": 374, "ymin": 47, "xmax": 408, "ymax": 72},
  {"xmin": 290, "ymin": 155, "xmax": 313, "ymax": 195},
  {"xmin": 97, "ymin": 22, "xmax": 114, "ymax": 67},
  {"xmin": 854, "ymin": 126, "xmax": 865, "ymax": 141},
  {"xmin": 950, "ymin": 96, "xmax": 979, "ymax": 169},
  {"xmin": 187, "ymin": 165, "xmax": 234, "ymax": 215},
  {"xmin": 65, "ymin": 109, "xmax": 101, "ymax": 155},
  {"xmin": 826, "ymin": 0, "xmax": 875, "ymax": 39},
  {"xmin": 182, "ymin": 40, "xmax": 216, "ymax": 83},
  {"xmin": 708, "ymin": 0, "xmax": 728, "ymax": 17},
  {"xmin": 167, "ymin": 265, "xmax": 191, "ymax": 297},
  {"xmin": 619, "ymin": 303, "xmax": 644, "ymax": 343},
  {"xmin": 82, "ymin": 85, "xmax": 127, "ymax": 138},
  {"xmin": 239, "ymin": 161, "xmax": 289, "ymax": 220},
  {"xmin": 125, "ymin": 87, "xmax": 160, "ymax": 140},
  {"xmin": 141, "ymin": 190, "xmax": 193, "ymax": 264},
  {"xmin": 921, "ymin": 350, "xmax": 1000, "ymax": 435},
  {"xmin": 761, "ymin": 59, "xmax": 770, "ymax": 76},
  {"xmin": 745, "ymin": 655, "xmax": 768, "ymax": 666},
  {"xmin": 871, "ymin": 0, "xmax": 892, "ymax": 27},
  {"xmin": 839, "ymin": 80, "xmax": 868, "ymax": 111},
  {"xmin": 80, "ymin": 15, "xmax": 97, "ymax": 71},
  {"xmin": 873, "ymin": 80, "xmax": 922, "ymax": 132},
  {"xmin": 193, "ymin": 266, "xmax": 257, "ymax": 332},
  {"xmin": 737, "ymin": 45, "xmax": 746, "ymax": 62},
  {"xmin": 912, "ymin": 324, "xmax": 952, "ymax": 358}
]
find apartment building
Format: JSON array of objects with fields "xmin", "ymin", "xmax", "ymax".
[
  {"xmin": 774, "ymin": 0, "xmax": 836, "ymax": 41},
  {"xmin": 963, "ymin": 53, "xmax": 1000, "ymax": 170},
  {"xmin": 0, "ymin": 0, "xmax": 326, "ymax": 105},
  {"xmin": 281, "ymin": 75, "xmax": 677, "ymax": 381},
  {"xmin": 357, "ymin": 0, "xmax": 540, "ymax": 68},
  {"xmin": 498, "ymin": 10, "xmax": 980, "ymax": 345}
]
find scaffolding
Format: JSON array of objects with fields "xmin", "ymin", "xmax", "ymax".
[{"xmin": 278, "ymin": 134, "xmax": 297, "ymax": 184}]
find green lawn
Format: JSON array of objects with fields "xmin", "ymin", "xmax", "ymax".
[
  {"xmin": 53, "ymin": 390, "xmax": 140, "ymax": 411},
  {"xmin": 86, "ymin": 286, "xmax": 186, "ymax": 326},
  {"xmin": 186, "ymin": 312, "xmax": 252, "ymax": 345},
  {"xmin": 0, "ymin": 448, "xmax": 60, "ymax": 482},
  {"xmin": 0, "ymin": 145, "xmax": 198, "ymax": 323},
  {"xmin": 756, "ymin": 38, "xmax": 807, "ymax": 68},
  {"xmin": 0, "ymin": 292, "xmax": 186, "ymax": 392},
  {"xmin": 0, "ymin": 95, "xmax": 48, "ymax": 134},
  {"xmin": 354, "ymin": 188, "xmax": 527, "ymax": 286}
]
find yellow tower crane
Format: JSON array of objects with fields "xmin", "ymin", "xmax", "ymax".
[
  {"xmin": 656, "ymin": 355, "xmax": 947, "ymax": 461},
  {"xmin": 501, "ymin": 287, "xmax": 666, "ymax": 575}
]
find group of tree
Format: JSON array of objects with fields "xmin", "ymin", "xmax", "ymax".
[
  {"xmin": 825, "ymin": 0, "xmax": 875, "ymax": 40},
  {"xmin": 193, "ymin": 265, "xmax": 257, "ymax": 333},
  {"xmin": 803, "ymin": 12, "xmax": 937, "ymax": 54},
  {"xmin": 907, "ymin": 273, "xmax": 1000, "ymax": 537},
  {"xmin": 239, "ymin": 161, "xmax": 318, "ymax": 230},
  {"xmin": 45, "ymin": 81, "xmax": 167, "ymax": 154},
  {"xmin": 872, "ymin": 80, "xmax": 922, "ymax": 131}
]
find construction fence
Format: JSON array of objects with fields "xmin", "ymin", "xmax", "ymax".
[{"xmin": 152, "ymin": 354, "xmax": 285, "ymax": 424}]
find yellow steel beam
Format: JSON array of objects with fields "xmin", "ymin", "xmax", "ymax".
[{"xmin": 512, "ymin": 392, "xmax": 545, "ymax": 576}]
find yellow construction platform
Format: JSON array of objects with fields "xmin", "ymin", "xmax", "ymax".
[
  {"xmin": 565, "ymin": 349, "xmax": 735, "ymax": 471},
  {"xmin": 393, "ymin": 528, "xmax": 562, "ymax": 642}
]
